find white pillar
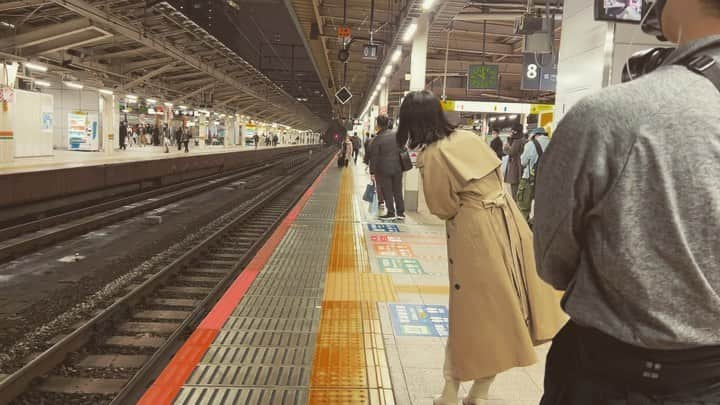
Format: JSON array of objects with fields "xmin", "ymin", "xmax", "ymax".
[
  {"xmin": 409, "ymin": 14, "xmax": 430, "ymax": 92},
  {"xmin": 100, "ymin": 93, "xmax": 117, "ymax": 155},
  {"xmin": 0, "ymin": 63, "xmax": 18, "ymax": 163},
  {"xmin": 404, "ymin": 13, "xmax": 430, "ymax": 212},
  {"xmin": 379, "ymin": 84, "xmax": 389, "ymax": 116},
  {"xmin": 555, "ymin": 0, "xmax": 667, "ymax": 123}
]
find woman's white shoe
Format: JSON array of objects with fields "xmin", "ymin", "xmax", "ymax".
[
  {"xmin": 461, "ymin": 398, "xmax": 486, "ymax": 405},
  {"xmin": 433, "ymin": 396, "xmax": 457, "ymax": 405}
]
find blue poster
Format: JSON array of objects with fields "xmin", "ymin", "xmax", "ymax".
[
  {"xmin": 388, "ymin": 303, "xmax": 448, "ymax": 337},
  {"xmin": 367, "ymin": 223, "xmax": 401, "ymax": 233}
]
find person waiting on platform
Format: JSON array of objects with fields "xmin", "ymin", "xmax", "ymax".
[
  {"xmin": 502, "ymin": 125, "xmax": 525, "ymax": 201},
  {"xmin": 341, "ymin": 137, "xmax": 353, "ymax": 168},
  {"xmin": 489, "ymin": 128, "xmax": 503, "ymax": 160},
  {"xmin": 369, "ymin": 115, "xmax": 405, "ymax": 220},
  {"xmin": 398, "ymin": 90, "xmax": 565, "ymax": 405},
  {"xmin": 534, "ymin": 1, "xmax": 720, "ymax": 403},
  {"xmin": 517, "ymin": 127, "xmax": 550, "ymax": 223}
]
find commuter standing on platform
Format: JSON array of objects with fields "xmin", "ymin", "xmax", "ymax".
[
  {"xmin": 181, "ymin": 127, "xmax": 190, "ymax": 153},
  {"xmin": 489, "ymin": 128, "xmax": 503, "ymax": 159},
  {"xmin": 119, "ymin": 121, "xmax": 128, "ymax": 150},
  {"xmin": 517, "ymin": 128, "xmax": 549, "ymax": 222},
  {"xmin": 503, "ymin": 125, "xmax": 525, "ymax": 200},
  {"xmin": 253, "ymin": 133, "xmax": 259, "ymax": 149},
  {"xmin": 369, "ymin": 115, "xmax": 405, "ymax": 220},
  {"xmin": 364, "ymin": 132, "xmax": 384, "ymax": 210},
  {"xmin": 398, "ymin": 91, "xmax": 565, "ymax": 405},
  {"xmin": 175, "ymin": 126, "xmax": 183, "ymax": 151},
  {"xmin": 351, "ymin": 133, "xmax": 361, "ymax": 164},
  {"xmin": 342, "ymin": 137, "xmax": 353, "ymax": 168},
  {"xmin": 535, "ymin": 1, "xmax": 720, "ymax": 403}
]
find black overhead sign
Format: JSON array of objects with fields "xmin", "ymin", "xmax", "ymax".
[
  {"xmin": 335, "ymin": 87, "xmax": 353, "ymax": 105},
  {"xmin": 521, "ymin": 53, "xmax": 558, "ymax": 92},
  {"xmin": 362, "ymin": 44, "xmax": 379, "ymax": 60}
]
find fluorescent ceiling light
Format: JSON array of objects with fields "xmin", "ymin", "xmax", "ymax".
[
  {"xmin": 63, "ymin": 81, "xmax": 83, "ymax": 89},
  {"xmin": 391, "ymin": 47, "xmax": 402, "ymax": 63},
  {"xmin": 402, "ymin": 23, "xmax": 417, "ymax": 43},
  {"xmin": 508, "ymin": 114, "xmax": 518, "ymax": 119},
  {"xmin": 25, "ymin": 62, "xmax": 47, "ymax": 72},
  {"xmin": 489, "ymin": 117, "xmax": 497, "ymax": 122},
  {"xmin": 164, "ymin": 102, "xmax": 173, "ymax": 107},
  {"xmin": 0, "ymin": 21, "xmax": 15, "ymax": 29},
  {"xmin": 500, "ymin": 116, "xmax": 507, "ymax": 120},
  {"xmin": 98, "ymin": 89, "xmax": 113, "ymax": 95},
  {"xmin": 379, "ymin": 76, "xmax": 386, "ymax": 84},
  {"xmin": 383, "ymin": 65, "xmax": 393, "ymax": 77},
  {"xmin": 125, "ymin": 94, "xmax": 137, "ymax": 100},
  {"xmin": 422, "ymin": 0, "xmax": 434, "ymax": 10},
  {"xmin": 34, "ymin": 80, "xmax": 51, "ymax": 87},
  {"xmin": 179, "ymin": 105, "xmax": 188, "ymax": 109},
  {"xmin": 146, "ymin": 98, "xmax": 158, "ymax": 104}
]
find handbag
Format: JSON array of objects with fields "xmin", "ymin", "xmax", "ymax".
[
  {"xmin": 399, "ymin": 148, "xmax": 413, "ymax": 172},
  {"xmin": 363, "ymin": 183, "xmax": 376, "ymax": 203}
]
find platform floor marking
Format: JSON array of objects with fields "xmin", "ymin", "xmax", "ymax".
[{"xmin": 309, "ymin": 168, "xmax": 397, "ymax": 404}]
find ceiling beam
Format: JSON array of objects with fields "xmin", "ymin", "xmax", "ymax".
[{"xmin": 117, "ymin": 62, "xmax": 179, "ymax": 91}]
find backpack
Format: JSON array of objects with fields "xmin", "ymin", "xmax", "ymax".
[{"xmin": 529, "ymin": 138, "xmax": 544, "ymax": 187}]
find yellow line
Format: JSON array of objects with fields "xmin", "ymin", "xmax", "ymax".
[{"xmin": 310, "ymin": 168, "xmax": 397, "ymax": 405}]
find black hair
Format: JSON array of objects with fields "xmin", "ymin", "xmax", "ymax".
[
  {"xmin": 397, "ymin": 90, "xmax": 456, "ymax": 149},
  {"xmin": 376, "ymin": 115, "xmax": 390, "ymax": 130},
  {"xmin": 704, "ymin": 0, "xmax": 720, "ymax": 14},
  {"xmin": 491, "ymin": 128, "xmax": 499, "ymax": 134}
]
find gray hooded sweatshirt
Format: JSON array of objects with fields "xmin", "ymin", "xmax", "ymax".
[{"xmin": 534, "ymin": 36, "xmax": 720, "ymax": 349}]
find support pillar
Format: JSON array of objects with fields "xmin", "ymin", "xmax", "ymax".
[
  {"xmin": 0, "ymin": 62, "xmax": 18, "ymax": 163},
  {"xmin": 555, "ymin": 0, "xmax": 667, "ymax": 123},
  {"xmin": 100, "ymin": 93, "xmax": 117, "ymax": 155},
  {"xmin": 404, "ymin": 13, "xmax": 430, "ymax": 212}
]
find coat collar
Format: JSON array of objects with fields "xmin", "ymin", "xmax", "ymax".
[{"xmin": 663, "ymin": 35, "xmax": 720, "ymax": 66}]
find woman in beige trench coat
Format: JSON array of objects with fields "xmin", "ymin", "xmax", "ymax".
[{"xmin": 397, "ymin": 91, "xmax": 566, "ymax": 405}]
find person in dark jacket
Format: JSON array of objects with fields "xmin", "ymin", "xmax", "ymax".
[
  {"xmin": 369, "ymin": 115, "xmax": 404, "ymax": 220},
  {"xmin": 364, "ymin": 133, "xmax": 384, "ymax": 208},
  {"xmin": 351, "ymin": 133, "xmax": 362, "ymax": 164},
  {"xmin": 119, "ymin": 121, "xmax": 128, "ymax": 150},
  {"xmin": 489, "ymin": 128, "xmax": 503, "ymax": 159},
  {"xmin": 503, "ymin": 125, "xmax": 525, "ymax": 200}
]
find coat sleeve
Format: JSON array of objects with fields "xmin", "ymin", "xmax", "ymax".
[
  {"xmin": 533, "ymin": 99, "xmax": 615, "ymax": 291},
  {"xmin": 417, "ymin": 149, "xmax": 460, "ymax": 221}
]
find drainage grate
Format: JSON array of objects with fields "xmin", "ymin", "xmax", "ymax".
[{"xmin": 174, "ymin": 387, "xmax": 309, "ymax": 405}]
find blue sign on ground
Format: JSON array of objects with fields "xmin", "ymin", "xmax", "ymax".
[
  {"xmin": 378, "ymin": 258, "xmax": 427, "ymax": 275},
  {"xmin": 367, "ymin": 223, "xmax": 401, "ymax": 233},
  {"xmin": 389, "ymin": 303, "xmax": 449, "ymax": 337}
]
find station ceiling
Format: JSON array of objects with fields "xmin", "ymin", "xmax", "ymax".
[
  {"xmin": 0, "ymin": 0, "xmax": 563, "ymax": 128},
  {"xmin": 289, "ymin": 0, "xmax": 563, "ymax": 118},
  {"xmin": 0, "ymin": 0, "xmax": 328, "ymax": 130}
]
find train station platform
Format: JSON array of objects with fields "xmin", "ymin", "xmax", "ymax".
[
  {"xmin": 0, "ymin": 145, "xmax": 293, "ymax": 175},
  {"xmin": 140, "ymin": 159, "xmax": 549, "ymax": 405}
]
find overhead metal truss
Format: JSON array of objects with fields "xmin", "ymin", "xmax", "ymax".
[{"xmin": 0, "ymin": 0, "xmax": 327, "ymax": 130}]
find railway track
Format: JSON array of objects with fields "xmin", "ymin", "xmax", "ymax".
[
  {"xmin": 0, "ymin": 148, "xmax": 313, "ymax": 264},
  {"xmin": 0, "ymin": 148, "xmax": 334, "ymax": 405}
]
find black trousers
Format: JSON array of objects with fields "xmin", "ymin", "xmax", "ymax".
[
  {"xmin": 541, "ymin": 322, "xmax": 720, "ymax": 405},
  {"xmin": 352, "ymin": 149, "xmax": 359, "ymax": 163},
  {"xmin": 377, "ymin": 172, "xmax": 404, "ymax": 215}
]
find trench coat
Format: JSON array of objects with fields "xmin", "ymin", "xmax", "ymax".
[
  {"xmin": 416, "ymin": 130, "xmax": 566, "ymax": 381},
  {"xmin": 504, "ymin": 136, "xmax": 525, "ymax": 185}
]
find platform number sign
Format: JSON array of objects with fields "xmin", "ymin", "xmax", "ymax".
[
  {"xmin": 467, "ymin": 65, "xmax": 499, "ymax": 90},
  {"xmin": 521, "ymin": 53, "xmax": 558, "ymax": 91}
]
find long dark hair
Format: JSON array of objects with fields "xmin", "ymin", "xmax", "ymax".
[{"xmin": 396, "ymin": 90, "xmax": 456, "ymax": 149}]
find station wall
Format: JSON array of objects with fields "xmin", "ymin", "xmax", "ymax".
[
  {"xmin": 13, "ymin": 90, "xmax": 54, "ymax": 157},
  {"xmin": 45, "ymin": 88, "xmax": 100, "ymax": 149}
]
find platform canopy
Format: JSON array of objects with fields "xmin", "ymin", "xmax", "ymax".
[
  {"xmin": 289, "ymin": 0, "xmax": 562, "ymax": 119},
  {"xmin": 0, "ymin": 0, "xmax": 328, "ymax": 131}
]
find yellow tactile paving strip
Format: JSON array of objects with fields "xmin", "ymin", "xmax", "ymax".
[{"xmin": 309, "ymin": 168, "xmax": 397, "ymax": 405}]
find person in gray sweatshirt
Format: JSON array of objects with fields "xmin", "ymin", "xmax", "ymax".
[{"xmin": 534, "ymin": 1, "xmax": 720, "ymax": 403}]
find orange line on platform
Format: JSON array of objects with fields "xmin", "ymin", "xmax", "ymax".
[{"xmin": 309, "ymin": 168, "xmax": 397, "ymax": 405}]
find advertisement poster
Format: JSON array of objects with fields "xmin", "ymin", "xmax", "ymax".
[
  {"xmin": 389, "ymin": 303, "xmax": 449, "ymax": 337},
  {"xmin": 42, "ymin": 111, "xmax": 53, "ymax": 131},
  {"xmin": 68, "ymin": 112, "xmax": 99, "ymax": 151}
]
